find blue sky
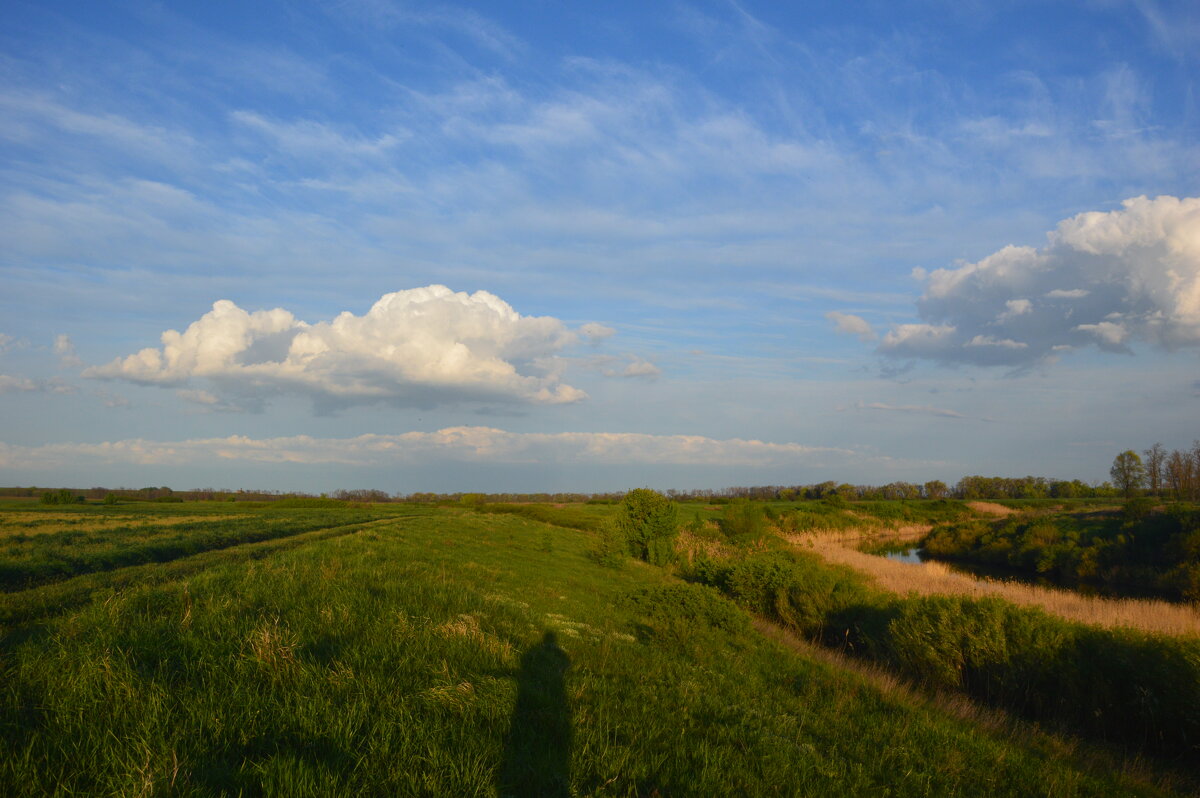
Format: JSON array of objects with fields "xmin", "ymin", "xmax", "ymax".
[{"xmin": 1, "ymin": 0, "xmax": 1197, "ymax": 493}]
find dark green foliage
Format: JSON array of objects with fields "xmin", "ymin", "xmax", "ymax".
[
  {"xmin": 922, "ymin": 504, "xmax": 1200, "ymax": 599},
  {"xmin": 719, "ymin": 499, "xmax": 766, "ymax": 543},
  {"xmin": 587, "ymin": 519, "xmax": 626, "ymax": 568},
  {"xmin": 709, "ymin": 551, "xmax": 877, "ymax": 641},
  {"xmin": 886, "ymin": 595, "xmax": 1200, "ymax": 757},
  {"xmin": 624, "ymin": 583, "xmax": 750, "ymax": 655},
  {"xmin": 269, "ymin": 497, "xmax": 350, "ymax": 508},
  {"xmin": 615, "ymin": 489, "xmax": 678, "ymax": 566},
  {"xmin": 695, "ymin": 549, "xmax": 1200, "ymax": 761},
  {"xmin": 1123, "ymin": 496, "xmax": 1155, "ymax": 524},
  {"xmin": 1111, "ymin": 450, "xmax": 1147, "ymax": 498},
  {"xmin": 39, "ymin": 489, "xmax": 81, "ymax": 505}
]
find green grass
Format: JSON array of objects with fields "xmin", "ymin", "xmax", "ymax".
[
  {"xmin": 0, "ymin": 504, "xmax": 1184, "ymax": 796},
  {"xmin": 0, "ymin": 503, "xmax": 419, "ymax": 592}
]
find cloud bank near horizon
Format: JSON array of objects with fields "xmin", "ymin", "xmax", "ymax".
[
  {"xmin": 874, "ymin": 195, "xmax": 1200, "ymax": 367},
  {"xmin": 86, "ymin": 286, "xmax": 598, "ymax": 411},
  {"xmin": 0, "ymin": 427, "xmax": 854, "ymax": 470}
]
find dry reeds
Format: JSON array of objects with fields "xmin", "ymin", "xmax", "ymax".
[{"xmin": 788, "ymin": 531, "xmax": 1200, "ymax": 637}]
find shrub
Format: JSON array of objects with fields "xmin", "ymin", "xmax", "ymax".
[
  {"xmin": 715, "ymin": 551, "xmax": 875, "ymax": 640},
  {"xmin": 1122, "ymin": 496, "xmax": 1155, "ymax": 524},
  {"xmin": 588, "ymin": 519, "xmax": 626, "ymax": 568},
  {"xmin": 616, "ymin": 489, "xmax": 679, "ymax": 566},
  {"xmin": 623, "ymin": 583, "xmax": 750, "ymax": 654},
  {"xmin": 39, "ymin": 489, "xmax": 80, "ymax": 505},
  {"xmin": 720, "ymin": 499, "xmax": 767, "ymax": 544}
]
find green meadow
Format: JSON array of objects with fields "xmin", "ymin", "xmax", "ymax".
[{"xmin": 0, "ymin": 500, "xmax": 1193, "ymax": 796}]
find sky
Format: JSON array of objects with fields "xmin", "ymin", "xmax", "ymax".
[{"xmin": 1, "ymin": 0, "xmax": 1198, "ymax": 494}]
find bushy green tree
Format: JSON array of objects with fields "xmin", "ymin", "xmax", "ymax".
[
  {"xmin": 616, "ymin": 488, "xmax": 679, "ymax": 566},
  {"xmin": 1110, "ymin": 450, "xmax": 1146, "ymax": 499}
]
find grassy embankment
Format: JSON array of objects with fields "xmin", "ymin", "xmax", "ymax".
[
  {"xmin": 677, "ymin": 499, "xmax": 1200, "ymax": 772},
  {"xmin": 0, "ymin": 499, "xmax": 1181, "ymax": 796}
]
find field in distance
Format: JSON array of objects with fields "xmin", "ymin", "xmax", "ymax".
[{"xmin": 0, "ymin": 498, "xmax": 1192, "ymax": 796}]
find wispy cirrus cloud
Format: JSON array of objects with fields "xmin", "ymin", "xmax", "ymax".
[{"xmin": 839, "ymin": 401, "xmax": 975, "ymax": 420}]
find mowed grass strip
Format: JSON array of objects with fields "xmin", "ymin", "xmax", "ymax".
[
  {"xmin": 0, "ymin": 505, "xmax": 420, "ymax": 592},
  {"xmin": 0, "ymin": 516, "xmax": 416, "ymax": 629},
  {"xmin": 0, "ymin": 506, "xmax": 1174, "ymax": 796}
]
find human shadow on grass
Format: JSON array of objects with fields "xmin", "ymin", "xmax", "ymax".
[{"xmin": 497, "ymin": 630, "xmax": 572, "ymax": 798}]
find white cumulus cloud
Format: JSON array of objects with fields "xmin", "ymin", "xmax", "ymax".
[
  {"xmin": 0, "ymin": 374, "xmax": 77, "ymax": 395},
  {"xmin": 85, "ymin": 286, "xmax": 596, "ymax": 411},
  {"xmin": 826, "ymin": 311, "xmax": 877, "ymax": 342},
  {"xmin": 54, "ymin": 334, "xmax": 83, "ymax": 367},
  {"xmin": 622, "ymin": 357, "xmax": 661, "ymax": 378},
  {"xmin": 579, "ymin": 322, "xmax": 616, "ymax": 341},
  {"xmin": 879, "ymin": 195, "xmax": 1200, "ymax": 366},
  {"xmin": 0, "ymin": 374, "xmax": 38, "ymax": 393}
]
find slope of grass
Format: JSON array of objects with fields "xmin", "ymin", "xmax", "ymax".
[
  {"xmin": 0, "ymin": 505, "xmax": 1178, "ymax": 796},
  {"xmin": 692, "ymin": 545, "xmax": 1200, "ymax": 766}
]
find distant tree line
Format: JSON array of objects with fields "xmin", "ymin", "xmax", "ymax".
[
  {"xmin": 1109, "ymin": 441, "xmax": 1200, "ymax": 500},
  {"xmin": 5, "ymin": 442, "xmax": 1195, "ymax": 505}
]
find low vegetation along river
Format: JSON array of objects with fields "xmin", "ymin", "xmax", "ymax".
[{"xmin": 863, "ymin": 540, "xmax": 1174, "ymax": 602}]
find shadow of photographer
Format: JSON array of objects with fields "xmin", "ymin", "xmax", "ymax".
[{"xmin": 497, "ymin": 630, "xmax": 572, "ymax": 797}]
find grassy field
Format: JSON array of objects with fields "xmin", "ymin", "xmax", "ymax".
[{"xmin": 0, "ymin": 500, "xmax": 1191, "ymax": 796}]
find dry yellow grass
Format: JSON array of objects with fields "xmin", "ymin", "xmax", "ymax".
[
  {"xmin": 965, "ymin": 501, "xmax": 1015, "ymax": 516},
  {"xmin": 787, "ymin": 530, "xmax": 1200, "ymax": 637}
]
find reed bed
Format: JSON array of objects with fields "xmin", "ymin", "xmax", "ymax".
[{"xmin": 789, "ymin": 531, "xmax": 1200, "ymax": 637}]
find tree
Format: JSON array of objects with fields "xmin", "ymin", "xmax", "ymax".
[
  {"xmin": 1166, "ymin": 448, "xmax": 1196, "ymax": 501},
  {"xmin": 1143, "ymin": 443, "xmax": 1166, "ymax": 497},
  {"xmin": 1109, "ymin": 450, "xmax": 1146, "ymax": 499},
  {"xmin": 923, "ymin": 480, "xmax": 948, "ymax": 500},
  {"xmin": 616, "ymin": 489, "xmax": 679, "ymax": 566}
]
